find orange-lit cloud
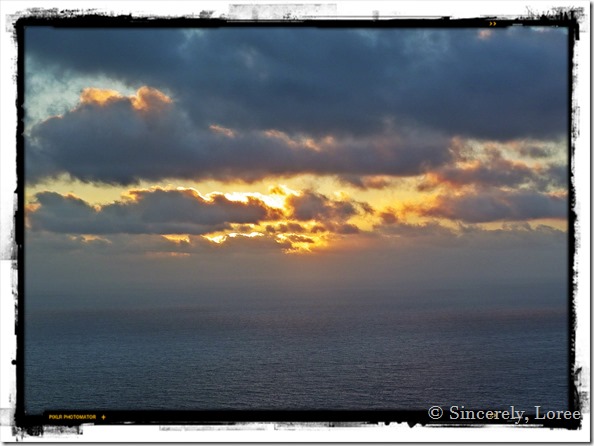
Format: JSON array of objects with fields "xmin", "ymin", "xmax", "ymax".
[
  {"xmin": 79, "ymin": 86, "xmax": 172, "ymax": 112},
  {"xmin": 80, "ymin": 88, "xmax": 124, "ymax": 106},
  {"xmin": 162, "ymin": 234, "xmax": 191, "ymax": 244},
  {"xmin": 130, "ymin": 86, "xmax": 172, "ymax": 111},
  {"xmin": 203, "ymin": 231, "xmax": 264, "ymax": 246},
  {"xmin": 208, "ymin": 186, "xmax": 298, "ymax": 211},
  {"xmin": 209, "ymin": 124, "xmax": 236, "ymax": 138}
]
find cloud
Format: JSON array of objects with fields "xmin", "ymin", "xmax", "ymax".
[
  {"xmin": 26, "ymin": 187, "xmax": 375, "ymax": 253},
  {"xmin": 539, "ymin": 163, "xmax": 568, "ymax": 190},
  {"xmin": 286, "ymin": 190, "xmax": 361, "ymax": 222},
  {"xmin": 392, "ymin": 28, "xmax": 568, "ymax": 140},
  {"xmin": 417, "ymin": 150, "xmax": 567, "ymax": 192},
  {"xmin": 79, "ymin": 87, "xmax": 125, "ymax": 106},
  {"xmin": 518, "ymin": 145, "xmax": 552, "ymax": 159},
  {"xmin": 375, "ymin": 209, "xmax": 455, "ymax": 239},
  {"xmin": 79, "ymin": 86, "xmax": 172, "ymax": 112},
  {"xmin": 265, "ymin": 222, "xmax": 309, "ymax": 234},
  {"xmin": 28, "ymin": 188, "xmax": 281, "ymax": 235},
  {"xmin": 338, "ymin": 175, "xmax": 394, "ymax": 190},
  {"xmin": 26, "ymin": 26, "xmax": 568, "ymax": 142},
  {"xmin": 417, "ymin": 190, "xmax": 567, "ymax": 223},
  {"xmin": 26, "ymin": 87, "xmax": 452, "ymax": 185}
]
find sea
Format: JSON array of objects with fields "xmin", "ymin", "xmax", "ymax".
[{"xmin": 24, "ymin": 282, "xmax": 569, "ymax": 414}]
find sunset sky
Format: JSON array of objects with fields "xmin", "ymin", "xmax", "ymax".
[{"xmin": 23, "ymin": 25, "xmax": 570, "ymax": 309}]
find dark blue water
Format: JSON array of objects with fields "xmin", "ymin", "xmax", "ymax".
[{"xmin": 24, "ymin": 284, "xmax": 568, "ymax": 414}]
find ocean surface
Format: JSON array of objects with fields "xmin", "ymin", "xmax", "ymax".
[{"xmin": 24, "ymin": 282, "xmax": 569, "ymax": 414}]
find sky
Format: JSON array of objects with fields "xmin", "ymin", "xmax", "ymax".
[{"xmin": 23, "ymin": 24, "xmax": 570, "ymax": 309}]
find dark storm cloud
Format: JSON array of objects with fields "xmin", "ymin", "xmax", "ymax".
[
  {"xmin": 26, "ymin": 26, "xmax": 568, "ymax": 142},
  {"xmin": 26, "ymin": 93, "xmax": 451, "ymax": 185},
  {"xmin": 28, "ymin": 189, "xmax": 279, "ymax": 235},
  {"xmin": 420, "ymin": 190, "xmax": 567, "ymax": 223},
  {"xmin": 393, "ymin": 29, "xmax": 568, "ymax": 140},
  {"xmin": 25, "ymin": 28, "xmax": 184, "ymax": 85}
]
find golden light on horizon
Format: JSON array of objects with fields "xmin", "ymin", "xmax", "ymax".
[{"xmin": 25, "ymin": 175, "xmax": 568, "ymax": 258}]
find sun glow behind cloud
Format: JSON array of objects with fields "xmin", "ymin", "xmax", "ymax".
[
  {"xmin": 194, "ymin": 186, "xmax": 341, "ymax": 253},
  {"xmin": 37, "ymin": 183, "xmax": 342, "ymax": 254},
  {"xmin": 218, "ymin": 188, "xmax": 297, "ymax": 210},
  {"xmin": 26, "ymin": 163, "xmax": 568, "ymax": 255}
]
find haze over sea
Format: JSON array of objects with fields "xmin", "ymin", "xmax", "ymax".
[{"xmin": 25, "ymin": 281, "xmax": 568, "ymax": 413}]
